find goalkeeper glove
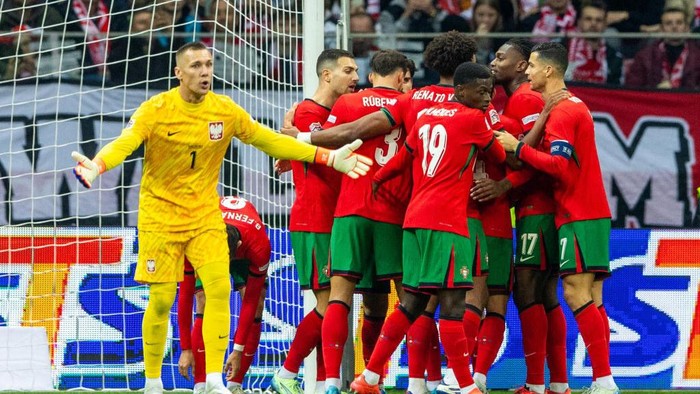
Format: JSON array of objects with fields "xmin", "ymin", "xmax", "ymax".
[
  {"xmin": 71, "ymin": 151, "xmax": 104, "ymax": 188},
  {"xmin": 315, "ymin": 139, "xmax": 372, "ymax": 179}
]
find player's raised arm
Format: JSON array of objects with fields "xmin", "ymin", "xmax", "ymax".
[
  {"xmin": 519, "ymin": 89, "xmax": 570, "ymax": 147},
  {"xmin": 238, "ymin": 119, "xmax": 373, "ymax": 178},
  {"xmin": 71, "ymin": 104, "xmax": 151, "ymax": 188},
  {"xmin": 302, "ymin": 110, "xmax": 395, "ymax": 148}
]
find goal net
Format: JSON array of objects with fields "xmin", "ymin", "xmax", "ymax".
[{"xmin": 0, "ymin": 0, "xmax": 310, "ymax": 390}]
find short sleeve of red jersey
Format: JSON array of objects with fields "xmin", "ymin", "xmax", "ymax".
[
  {"xmin": 485, "ymin": 105, "xmax": 504, "ymax": 130},
  {"xmin": 382, "ymin": 92, "xmax": 411, "ymax": 127},
  {"xmin": 295, "ymin": 100, "xmax": 328, "ymax": 133},
  {"xmin": 500, "ymin": 114, "xmax": 523, "ymax": 136},
  {"xmin": 473, "ymin": 114, "xmax": 506, "ymax": 164},
  {"xmin": 322, "ymin": 95, "xmax": 350, "ymax": 129},
  {"xmin": 509, "ymin": 94, "xmax": 544, "ymax": 134}
]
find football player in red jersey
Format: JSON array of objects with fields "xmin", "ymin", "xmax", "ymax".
[
  {"xmin": 471, "ymin": 38, "xmax": 570, "ymax": 394},
  {"xmin": 285, "ymin": 32, "xmax": 481, "ymax": 394},
  {"xmin": 177, "ymin": 197, "xmax": 271, "ymax": 394},
  {"xmin": 496, "ymin": 42, "xmax": 618, "ymax": 394},
  {"xmin": 271, "ymin": 48, "xmax": 359, "ymax": 394},
  {"xmin": 351, "ymin": 61, "xmax": 506, "ymax": 394},
  {"xmin": 308, "ymin": 50, "xmax": 410, "ymax": 394},
  {"xmin": 401, "ymin": 58, "xmax": 417, "ymax": 94}
]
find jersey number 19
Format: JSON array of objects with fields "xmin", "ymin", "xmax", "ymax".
[{"xmin": 418, "ymin": 124, "xmax": 447, "ymax": 177}]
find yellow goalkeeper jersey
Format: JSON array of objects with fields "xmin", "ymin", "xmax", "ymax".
[{"xmin": 96, "ymin": 88, "xmax": 317, "ymax": 232}]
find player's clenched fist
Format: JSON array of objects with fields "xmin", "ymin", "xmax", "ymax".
[
  {"xmin": 71, "ymin": 151, "xmax": 104, "ymax": 188},
  {"xmin": 315, "ymin": 139, "xmax": 372, "ymax": 179}
]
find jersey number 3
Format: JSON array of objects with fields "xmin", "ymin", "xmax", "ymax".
[
  {"xmin": 375, "ymin": 127, "xmax": 402, "ymax": 166},
  {"xmin": 418, "ymin": 124, "xmax": 447, "ymax": 177}
]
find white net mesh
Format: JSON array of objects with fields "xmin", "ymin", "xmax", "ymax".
[{"xmin": 0, "ymin": 0, "xmax": 304, "ymax": 390}]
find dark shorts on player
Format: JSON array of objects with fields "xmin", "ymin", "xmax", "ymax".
[
  {"xmin": 515, "ymin": 214, "xmax": 558, "ymax": 271},
  {"xmin": 485, "ymin": 235, "xmax": 513, "ymax": 295},
  {"xmin": 356, "ymin": 272, "xmax": 392, "ymax": 294},
  {"xmin": 558, "ymin": 218, "xmax": 611, "ymax": 277},
  {"xmin": 195, "ymin": 259, "xmax": 266, "ymax": 291},
  {"xmin": 402, "ymin": 228, "xmax": 475, "ymax": 293},
  {"xmin": 467, "ymin": 218, "xmax": 489, "ymax": 276},
  {"xmin": 229, "ymin": 259, "xmax": 252, "ymax": 290},
  {"xmin": 291, "ymin": 231, "xmax": 331, "ymax": 290},
  {"xmin": 330, "ymin": 215, "xmax": 403, "ymax": 282}
]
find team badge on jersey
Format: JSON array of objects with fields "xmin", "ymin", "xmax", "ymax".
[
  {"xmin": 209, "ymin": 121, "xmax": 224, "ymax": 141},
  {"xmin": 488, "ymin": 108, "xmax": 501, "ymax": 127},
  {"xmin": 309, "ymin": 122, "xmax": 323, "ymax": 132},
  {"xmin": 146, "ymin": 259, "xmax": 156, "ymax": 273}
]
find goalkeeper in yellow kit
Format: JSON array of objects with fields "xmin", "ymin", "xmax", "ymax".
[{"xmin": 70, "ymin": 41, "xmax": 372, "ymax": 394}]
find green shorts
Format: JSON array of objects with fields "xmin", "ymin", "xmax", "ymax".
[
  {"xmin": 515, "ymin": 214, "xmax": 558, "ymax": 271},
  {"xmin": 402, "ymin": 228, "xmax": 475, "ymax": 293},
  {"xmin": 485, "ymin": 235, "xmax": 513, "ymax": 294},
  {"xmin": 291, "ymin": 231, "xmax": 331, "ymax": 290},
  {"xmin": 467, "ymin": 218, "xmax": 489, "ymax": 276},
  {"xmin": 558, "ymin": 219, "xmax": 611, "ymax": 277},
  {"xmin": 329, "ymin": 216, "xmax": 403, "ymax": 283}
]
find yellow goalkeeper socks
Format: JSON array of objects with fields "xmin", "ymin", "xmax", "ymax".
[
  {"xmin": 196, "ymin": 262, "xmax": 232, "ymax": 373},
  {"xmin": 142, "ymin": 282, "xmax": 177, "ymax": 378}
]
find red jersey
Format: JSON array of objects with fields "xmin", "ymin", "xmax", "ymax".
[
  {"xmin": 220, "ymin": 196, "xmax": 271, "ymax": 269},
  {"xmin": 502, "ymin": 83, "xmax": 555, "ymax": 219},
  {"xmin": 518, "ymin": 96, "xmax": 611, "ymax": 227},
  {"xmin": 502, "ymin": 83, "xmax": 543, "ymax": 137},
  {"xmin": 289, "ymin": 99, "xmax": 340, "ymax": 233},
  {"xmin": 325, "ymin": 87, "xmax": 408, "ymax": 225},
  {"xmin": 468, "ymin": 103, "xmax": 511, "ymax": 238},
  {"xmin": 219, "ymin": 196, "xmax": 271, "ymax": 349},
  {"xmin": 384, "ymin": 84, "xmax": 455, "ymax": 135},
  {"xmin": 403, "ymin": 102, "xmax": 506, "ymax": 237}
]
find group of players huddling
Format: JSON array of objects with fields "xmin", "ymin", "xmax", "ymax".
[
  {"xmin": 271, "ymin": 31, "xmax": 618, "ymax": 394},
  {"xmin": 71, "ymin": 31, "xmax": 617, "ymax": 394}
]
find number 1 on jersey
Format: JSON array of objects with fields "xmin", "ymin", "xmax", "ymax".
[
  {"xmin": 418, "ymin": 124, "xmax": 447, "ymax": 177},
  {"xmin": 190, "ymin": 151, "xmax": 197, "ymax": 169}
]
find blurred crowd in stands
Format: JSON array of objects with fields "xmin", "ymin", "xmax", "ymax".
[{"xmin": 1, "ymin": 0, "xmax": 699, "ymax": 90}]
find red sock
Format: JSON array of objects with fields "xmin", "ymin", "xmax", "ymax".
[
  {"xmin": 366, "ymin": 307, "xmax": 412, "ymax": 374},
  {"xmin": 426, "ymin": 319, "xmax": 442, "ymax": 382},
  {"xmin": 321, "ymin": 302, "xmax": 350, "ymax": 379},
  {"xmin": 575, "ymin": 302, "xmax": 611, "ymax": 379},
  {"xmin": 462, "ymin": 306, "xmax": 481, "ymax": 357},
  {"xmin": 546, "ymin": 305, "xmax": 568, "ymax": 384},
  {"xmin": 407, "ymin": 313, "xmax": 434, "ymax": 378},
  {"xmin": 362, "ymin": 314, "xmax": 385, "ymax": 367},
  {"xmin": 598, "ymin": 305, "xmax": 610, "ymax": 345},
  {"xmin": 192, "ymin": 315, "xmax": 206, "ymax": 384},
  {"xmin": 474, "ymin": 313, "xmax": 505, "ymax": 376},
  {"xmin": 440, "ymin": 318, "xmax": 474, "ymax": 387},
  {"xmin": 232, "ymin": 320, "xmax": 262, "ymax": 383},
  {"xmin": 519, "ymin": 304, "xmax": 547, "ymax": 386},
  {"xmin": 315, "ymin": 342, "xmax": 326, "ymax": 382},
  {"xmin": 283, "ymin": 309, "xmax": 323, "ymax": 374}
]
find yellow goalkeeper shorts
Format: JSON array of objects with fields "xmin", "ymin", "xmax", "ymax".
[{"xmin": 135, "ymin": 227, "xmax": 229, "ymax": 284}]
